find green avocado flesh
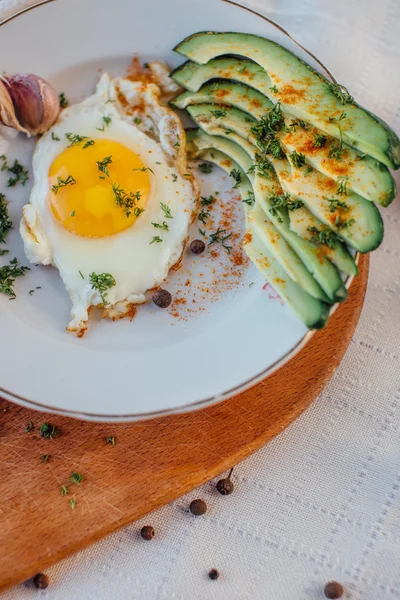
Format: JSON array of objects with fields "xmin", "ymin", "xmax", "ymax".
[
  {"xmin": 196, "ymin": 148, "xmax": 330, "ymax": 329},
  {"xmin": 175, "ymin": 32, "xmax": 400, "ymax": 168},
  {"xmin": 171, "ymin": 79, "xmax": 396, "ymax": 206},
  {"xmin": 189, "ymin": 129, "xmax": 348, "ymax": 304},
  {"xmin": 173, "ymin": 31, "xmax": 399, "ymax": 328},
  {"xmin": 187, "ymin": 106, "xmax": 383, "ymax": 254}
]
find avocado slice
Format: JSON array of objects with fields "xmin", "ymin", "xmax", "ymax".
[
  {"xmin": 187, "ymin": 108, "xmax": 383, "ymax": 254},
  {"xmin": 174, "ymin": 87, "xmax": 395, "ymax": 206},
  {"xmin": 288, "ymin": 206, "xmax": 358, "ymax": 276},
  {"xmin": 245, "ymin": 228, "xmax": 330, "ymax": 329},
  {"xmin": 182, "ymin": 88, "xmax": 396, "ymax": 206},
  {"xmin": 174, "ymin": 32, "xmax": 400, "ymax": 169},
  {"xmin": 170, "ymin": 57, "xmax": 273, "ymax": 96},
  {"xmin": 190, "ymin": 130, "xmax": 347, "ymax": 303},
  {"xmin": 196, "ymin": 148, "xmax": 330, "ymax": 329},
  {"xmin": 171, "ymin": 81, "xmax": 272, "ymax": 118}
]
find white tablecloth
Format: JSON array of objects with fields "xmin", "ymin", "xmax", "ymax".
[{"xmin": 1, "ymin": 0, "xmax": 400, "ymax": 598}]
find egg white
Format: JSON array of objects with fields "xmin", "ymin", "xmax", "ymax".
[{"xmin": 21, "ymin": 74, "xmax": 196, "ymax": 335}]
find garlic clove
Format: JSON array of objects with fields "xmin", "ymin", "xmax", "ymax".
[
  {"xmin": 0, "ymin": 78, "xmax": 29, "ymax": 135},
  {"xmin": 0, "ymin": 73, "xmax": 60, "ymax": 137}
]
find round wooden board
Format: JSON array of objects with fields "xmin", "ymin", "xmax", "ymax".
[{"xmin": 0, "ymin": 255, "xmax": 368, "ymax": 592}]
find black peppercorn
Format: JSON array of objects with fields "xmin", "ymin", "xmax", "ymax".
[
  {"xmin": 140, "ymin": 525, "xmax": 155, "ymax": 540},
  {"xmin": 33, "ymin": 573, "xmax": 49, "ymax": 589},
  {"xmin": 216, "ymin": 478, "xmax": 234, "ymax": 495},
  {"xmin": 216, "ymin": 468, "xmax": 234, "ymax": 495},
  {"xmin": 208, "ymin": 569, "xmax": 219, "ymax": 580},
  {"xmin": 189, "ymin": 498, "xmax": 207, "ymax": 516},
  {"xmin": 324, "ymin": 581, "xmax": 344, "ymax": 599},
  {"xmin": 190, "ymin": 239, "xmax": 206, "ymax": 255},
  {"xmin": 152, "ymin": 289, "xmax": 172, "ymax": 308}
]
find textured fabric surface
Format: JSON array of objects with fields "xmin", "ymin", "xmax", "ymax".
[{"xmin": 1, "ymin": 0, "xmax": 400, "ymax": 598}]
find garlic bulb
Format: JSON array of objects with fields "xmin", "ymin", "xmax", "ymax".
[{"xmin": 0, "ymin": 73, "xmax": 60, "ymax": 136}]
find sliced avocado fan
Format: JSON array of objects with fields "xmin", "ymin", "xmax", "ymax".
[
  {"xmin": 171, "ymin": 81, "xmax": 395, "ymax": 207},
  {"xmin": 193, "ymin": 147, "xmax": 330, "ymax": 329},
  {"xmin": 174, "ymin": 32, "xmax": 400, "ymax": 169},
  {"xmin": 187, "ymin": 105, "xmax": 383, "ymax": 255},
  {"xmin": 189, "ymin": 129, "xmax": 348, "ymax": 304}
]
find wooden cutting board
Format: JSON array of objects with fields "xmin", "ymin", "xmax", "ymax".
[{"xmin": 0, "ymin": 255, "xmax": 368, "ymax": 592}]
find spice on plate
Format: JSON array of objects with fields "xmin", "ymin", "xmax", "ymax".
[{"xmin": 189, "ymin": 498, "xmax": 207, "ymax": 516}]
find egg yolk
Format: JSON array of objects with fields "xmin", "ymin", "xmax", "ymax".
[{"xmin": 48, "ymin": 139, "xmax": 150, "ymax": 237}]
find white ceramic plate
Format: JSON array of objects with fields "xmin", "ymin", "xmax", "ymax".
[{"xmin": 0, "ymin": 0, "xmax": 353, "ymax": 421}]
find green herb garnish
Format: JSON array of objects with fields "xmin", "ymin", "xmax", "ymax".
[
  {"xmin": 41, "ymin": 454, "xmax": 50, "ymax": 463},
  {"xmin": 268, "ymin": 192, "xmax": 303, "ymax": 221},
  {"xmin": 160, "ymin": 202, "xmax": 173, "ymax": 219},
  {"xmin": 270, "ymin": 85, "xmax": 279, "ymax": 93},
  {"xmin": 89, "ymin": 272, "xmax": 116, "ymax": 305},
  {"xmin": 5, "ymin": 159, "xmax": 29, "ymax": 187},
  {"xmin": 289, "ymin": 151, "xmax": 306, "ymax": 168},
  {"xmin": 242, "ymin": 190, "xmax": 255, "ymax": 206},
  {"xmin": 308, "ymin": 226, "xmax": 339, "ymax": 248},
  {"xmin": 329, "ymin": 112, "xmax": 347, "ymax": 160},
  {"xmin": 198, "ymin": 208, "xmax": 210, "ymax": 224},
  {"xmin": 60, "ymin": 485, "xmax": 69, "ymax": 496},
  {"xmin": 69, "ymin": 498, "xmax": 76, "ymax": 510},
  {"xmin": 150, "ymin": 236, "xmax": 163, "ymax": 244},
  {"xmin": 0, "ymin": 257, "xmax": 29, "ymax": 298},
  {"xmin": 51, "ymin": 132, "xmax": 60, "ymax": 141},
  {"xmin": 172, "ymin": 173, "xmax": 178, "ymax": 182},
  {"xmin": 152, "ymin": 221, "xmax": 169, "ymax": 231},
  {"xmin": 132, "ymin": 166, "xmax": 154, "ymax": 174},
  {"xmin": 59, "ymin": 92, "xmax": 69, "ymax": 108},
  {"xmin": 208, "ymin": 227, "xmax": 232, "ymax": 254},
  {"xmin": 210, "ymin": 108, "xmax": 227, "ymax": 118},
  {"xmin": 285, "ymin": 118, "xmax": 309, "ymax": 133},
  {"xmin": 134, "ymin": 118, "xmax": 142, "ymax": 125},
  {"xmin": 97, "ymin": 115, "xmax": 112, "ymax": 131},
  {"xmin": 39, "ymin": 422, "xmax": 60, "ymax": 439},
  {"xmin": 0, "ymin": 194, "xmax": 12, "ymax": 244},
  {"xmin": 230, "ymin": 168, "xmax": 242, "ymax": 189},
  {"xmin": 325, "ymin": 82, "xmax": 354, "ymax": 105},
  {"xmin": 105, "ymin": 436, "xmax": 116, "ymax": 446},
  {"xmin": 335, "ymin": 216, "xmax": 355, "ymax": 231},
  {"xmin": 112, "ymin": 183, "xmax": 141, "ymax": 217},
  {"xmin": 327, "ymin": 197, "xmax": 348, "ymax": 212},
  {"xmin": 200, "ymin": 195, "xmax": 215, "ymax": 206},
  {"xmin": 96, "ymin": 155, "xmax": 113, "ymax": 177},
  {"xmin": 51, "ymin": 175, "xmax": 76, "ymax": 195},
  {"xmin": 247, "ymin": 152, "xmax": 274, "ymax": 179},
  {"xmin": 198, "ymin": 162, "xmax": 213, "ymax": 174},
  {"xmin": 252, "ymin": 103, "xmax": 284, "ymax": 137},
  {"xmin": 70, "ymin": 472, "xmax": 83, "ymax": 485},
  {"xmin": 25, "ymin": 421, "xmax": 34, "ymax": 433},
  {"xmin": 134, "ymin": 207, "xmax": 144, "ymax": 217},
  {"xmin": 313, "ymin": 133, "xmax": 327, "ymax": 148},
  {"xmin": 206, "ymin": 82, "xmax": 219, "ymax": 96},
  {"xmin": 336, "ymin": 175, "xmax": 350, "ymax": 195},
  {"xmin": 65, "ymin": 133, "xmax": 95, "ymax": 147}
]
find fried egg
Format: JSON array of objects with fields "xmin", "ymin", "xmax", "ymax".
[{"xmin": 20, "ymin": 71, "xmax": 197, "ymax": 336}]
